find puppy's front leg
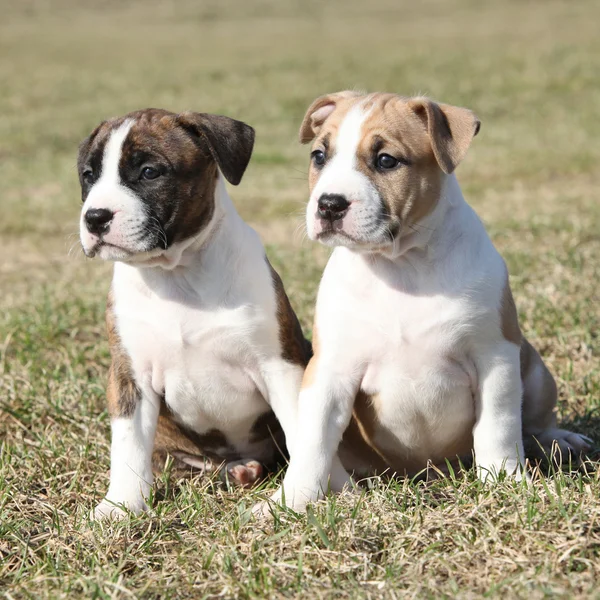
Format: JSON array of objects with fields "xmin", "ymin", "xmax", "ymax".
[
  {"xmin": 472, "ymin": 340, "xmax": 526, "ymax": 481},
  {"xmin": 262, "ymin": 359, "xmax": 305, "ymax": 457},
  {"xmin": 93, "ymin": 367, "xmax": 160, "ymax": 520},
  {"xmin": 273, "ymin": 366, "xmax": 359, "ymax": 512}
]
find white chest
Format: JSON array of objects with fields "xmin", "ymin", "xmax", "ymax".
[
  {"xmin": 357, "ymin": 288, "xmax": 476, "ymax": 393},
  {"xmin": 319, "ymin": 249, "xmax": 489, "ymax": 460},
  {"xmin": 112, "ymin": 265, "xmax": 277, "ymax": 440}
]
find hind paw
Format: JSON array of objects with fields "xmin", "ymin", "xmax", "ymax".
[
  {"xmin": 222, "ymin": 459, "xmax": 264, "ymax": 488},
  {"xmin": 533, "ymin": 428, "xmax": 593, "ymax": 460}
]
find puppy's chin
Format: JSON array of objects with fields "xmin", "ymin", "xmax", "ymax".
[
  {"xmin": 310, "ymin": 224, "xmax": 399, "ymax": 253},
  {"xmin": 81, "ymin": 240, "xmax": 164, "ymax": 263},
  {"xmin": 314, "ymin": 230, "xmax": 360, "ymax": 249},
  {"xmin": 99, "ymin": 244, "xmax": 138, "ymax": 262}
]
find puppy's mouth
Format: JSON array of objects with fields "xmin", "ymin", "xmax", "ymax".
[
  {"xmin": 83, "ymin": 239, "xmax": 135, "ymax": 259},
  {"xmin": 316, "ymin": 229, "xmax": 358, "ymax": 244},
  {"xmin": 82, "ymin": 236, "xmax": 168, "ymax": 263},
  {"xmin": 316, "ymin": 219, "xmax": 401, "ymax": 248},
  {"xmin": 82, "ymin": 224, "xmax": 169, "ymax": 261}
]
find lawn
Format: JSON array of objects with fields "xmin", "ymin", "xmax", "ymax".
[{"xmin": 1, "ymin": 0, "xmax": 600, "ymax": 597}]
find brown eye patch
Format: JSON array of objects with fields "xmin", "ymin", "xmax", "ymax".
[{"xmin": 352, "ymin": 96, "xmax": 445, "ymax": 226}]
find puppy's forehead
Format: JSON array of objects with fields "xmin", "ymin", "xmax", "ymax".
[
  {"xmin": 84, "ymin": 108, "xmax": 194, "ymax": 163},
  {"xmin": 314, "ymin": 95, "xmax": 365, "ymax": 145},
  {"xmin": 319, "ymin": 93, "xmax": 429, "ymax": 154}
]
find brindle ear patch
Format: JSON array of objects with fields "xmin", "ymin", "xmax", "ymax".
[{"xmin": 177, "ymin": 112, "xmax": 255, "ymax": 185}]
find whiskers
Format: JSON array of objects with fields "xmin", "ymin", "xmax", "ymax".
[
  {"xmin": 65, "ymin": 231, "xmax": 84, "ymax": 259},
  {"xmin": 376, "ymin": 209, "xmax": 398, "ymax": 243},
  {"xmin": 285, "ymin": 167, "xmax": 310, "ymax": 183},
  {"xmin": 293, "ymin": 218, "xmax": 309, "ymax": 245},
  {"xmin": 144, "ymin": 215, "xmax": 168, "ymax": 249}
]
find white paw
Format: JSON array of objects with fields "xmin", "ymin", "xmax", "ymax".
[
  {"xmin": 252, "ymin": 487, "xmax": 284, "ymax": 520},
  {"xmin": 91, "ymin": 497, "xmax": 148, "ymax": 521},
  {"xmin": 477, "ymin": 459, "xmax": 529, "ymax": 483},
  {"xmin": 251, "ymin": 483, "xmax": 318, "ymax": 519},
  {"xmin": 251, "ymin": 500, "xmax": 274, "ymax": 520}
]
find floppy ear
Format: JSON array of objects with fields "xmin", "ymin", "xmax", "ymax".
[
  {"xmin": 177, "ymin": 112, "xmax": 255, "ymax": 185},
  {"xmin": 408, "ymin": 98, "xmax": 480, "ymax": 174},
  {"xmin": 299, "ymin": 90, "xmax": 362, "ymax": 144}
]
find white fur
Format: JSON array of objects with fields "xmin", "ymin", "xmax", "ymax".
[
  {"xmin": 89, "ymin": 142, "xmax": 304, "ymax": 518},
  {"xmin": 93, "ymin": 400, "xmax": 159, "ymax": 519},
  {"xmin": 271, "ymin": 102, "xmax": 532, "ymax": 510}
]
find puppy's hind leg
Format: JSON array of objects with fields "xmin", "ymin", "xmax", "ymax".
[
  {"xmin": 521, "ymin": 338, "xmax": 593, "ymax": 462},
  {"xmin": 157, "ymin": 449, "xmax": 267, "ymax": 488},
  {"xmin": 154, "ymin": 413, "xmax": 268, "ymax": 488}
]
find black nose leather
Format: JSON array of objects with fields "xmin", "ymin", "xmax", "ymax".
[
  {"xmin": 85, "ymin": 208, "xmax": 114, "ymax": 235},
  {"xmin": 317, "ymin": 194, "xmax": 350, "ymax": 221}
]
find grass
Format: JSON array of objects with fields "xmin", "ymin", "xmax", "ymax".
[{"xmin": 1, "ymin": 0, "xmax": 600, "ymax": 597}]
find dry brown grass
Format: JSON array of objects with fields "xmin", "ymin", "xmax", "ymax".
[{"xmin": 1, "ymin": 0, "xmax": 599, "ymax": 597}]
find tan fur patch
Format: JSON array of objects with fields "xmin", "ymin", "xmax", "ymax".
[
  {"xmin": 152, "ymin": 402, "xmax": 286, "ymax": 476},
  {"xmin": 500, "ymin": 278, "xmax": 522, "ymax": 345},
  {"xmin": 154, "ymin": 413, "xmax": 284, "ymax": 478},
  {"xmin": 338, "ymin": 392, "xmax": 392, "ymax": 476},
  {"xmin": 354, "ymin": 94, "xmax": 445, "ymax": 227},
  {"xmin": 520, "ymin": 337, "xmax": 558, "ymax": 439},
  {"xmin": 267, "ymin": 259, "xmax": 312, "ymax": 366},
  {"xmin": 300, "ymin": 321, "xmax": 319, "ymax": 390},
  {"xmin": 105, "ymin": 290, "xmax": 139, "ymax": 418},
  {"xmin": 407, "ymin": 98, "xmax": 480, "ymax": 175},
  {"xmin": 501, "ymin": 281, "xmax": 559, "ymax": 450}
]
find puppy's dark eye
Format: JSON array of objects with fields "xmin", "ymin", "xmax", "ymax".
[
  {"xmin": 82, "ymin": 169, "xmax": 94, "ymax": 185},
  {"xmin": 311, "ymin": 150, "xmax": 326, "ymax": 167},
  {"xmin": 376, "ymin": 154, "xmax": 399, "ymax": 170},
  {"xmin": 141, "ymin": 166, "xmax": 160, "ymax": 180}
]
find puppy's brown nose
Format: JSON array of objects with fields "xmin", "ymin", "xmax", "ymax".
[
  {"xmin": 317, "ymin": 194, "xmax": 349, "ymax": 221},
  {"xmin": 85, "ymin": 208, "xmax": 114, "ymax": 235}
]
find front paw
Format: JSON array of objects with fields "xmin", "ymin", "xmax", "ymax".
[
  {"xmin": 477, "ymin": 459, "xmax": 529, "ymax": 483},
  {"xmin": 252, "ymin": 481, "xmax": 322, "ymax": 519},
  {"xmin": 252, "ymin": 487, "xmax": 310, "ymax": 519},
  {"xmin": 91, "ymin": 497, "xmax": 148, "ymax": 521},
  {"xmin": 252, "ymin": 487, "xmax": 285, "ymax": 520}
]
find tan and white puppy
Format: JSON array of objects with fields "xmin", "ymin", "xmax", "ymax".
[
  {"xmin": 77, "ymin": 109, "xmax": 310, "ymax": 519},
  {"xmin": 265, "ymin": 91, "xmax": 592, "ymax": 512}
]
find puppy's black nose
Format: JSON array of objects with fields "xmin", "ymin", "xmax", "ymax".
[
  {"xmin": 85, "ymin": 208, "xmax": 114, "ymax": 235},
  {"xmin": 317, "ymin": 194, "xmax": 349, "ymax": 221}
]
